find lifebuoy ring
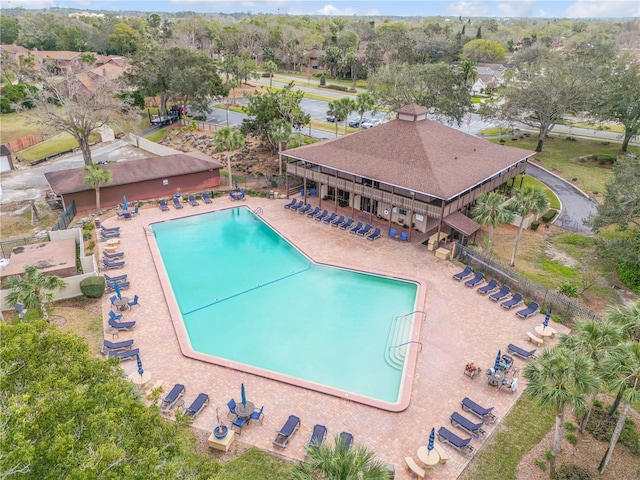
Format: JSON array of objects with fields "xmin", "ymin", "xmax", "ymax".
[{"xmin": 384, "ymin": 209, "xmax": 389, "ymax": 215}]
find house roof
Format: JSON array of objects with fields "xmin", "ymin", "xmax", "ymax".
[
  {"xmin": 0, "ymin": 44, "xmax": 29, "ymax": 55},
  {"xmin": 443, "ymin": 211, "xmax": 482, "ymax": 236},
  {"xmin": 44, "ymin": 153, "xmax": 223, "ymax": 195},
  {"xmin": 284, "ymin": 104, "xmax": 534, "ymax": 200}
]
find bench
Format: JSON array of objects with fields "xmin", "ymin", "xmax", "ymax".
[
  {"xmin": 526, "ymin": 331, "xmax": 543, "ymax": 346},
  {"xmin": 404, "ymin": 457, "xmax": 425, "ymax": 478},
  {"xmin": 432, "ymin": 443, "xmax": 449, "ymax": 464}
]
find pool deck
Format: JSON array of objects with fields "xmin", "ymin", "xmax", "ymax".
[{"xmin": 102, "ymin": 195, "xmax": 568, "ymax": 480}]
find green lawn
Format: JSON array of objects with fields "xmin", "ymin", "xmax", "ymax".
[
  {"xmin": 214, "ymin": 448, "xmax": 292, "ymax": 480},
  {"xmin": 144, "ymin": 127, "xmax": 168, "ymax": 143},
  {"xmin": 521, "ymin": 175, "xmax": 561, "ymax": 210},
  {"xmin": 0, "ymin": 112, "xmax": 41, "ymax": 142},
  {"xmin": 15, "ymin": 133, "xmax": 83, "ymax": 162}
]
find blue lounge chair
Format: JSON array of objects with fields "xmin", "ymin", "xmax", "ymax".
[
  {"xmin": 100, "ymin": 230, "xmax": 120, "ymax": 240},
  {"xmin": 108, "ymin": 348, "xmax": 140, "ymax": 361},
  {"xmin": 183, "ymin": 393, "xmax": 209, "ymax": 419},
  {"xmin": 305, "ymin": 206, "xmax": 321, "ymax": 218},
  {"xmin": 357, "ymin": 224, "xmax": 372, "ymax": 236},
  {"xmin": 158, "ymin": 199, "xmax": 170, "ymax": 211},
  {"xmin": 202, "ymin": 192, "xmax": 212, "ymax": 204},
  {"xmin": 103, "ymin": 259, "xmax": 125, "ymax": 270},
  {"xmin": 339, "ymin": 218, "xmax": 354, "ymax": 230},
  {"xmin": 127, "ymin": 294, "xmax": 140, "ymax": 309},
  {"xmin": 188, "ymin": 195, "xmax": 199, "ymax": 206},
  {"xmin": 103, "ymin": 250, "xmax": 124, "ymax": 259},
  {"xmin": 132, "ymin": 206, "xmax": 139, "ymax": 216},
  {"xmin": 516, "ymin": 302, "xmax": 539, "ymax": 319},
  {"xmin": 477, "ymin": 279, "xmax": 498, "ymax": 295},
  {"xmin": 453, "ymin": 265, "xmax": 473, "ymax": 281},
  {"xmin": 160, "ymin": 384, "xmax": 185, "ymax": 413},
  {"xmin": 226, "ymin": 398, "xmax": 237, "ymax": 418},
  {"xmin": 450, "ymin": 411, "xmax": 487, "ymax": 440},
  {"xmin": 106, "ymin": 280, "xmax": 130, "ymax": 292},
  {"xmin": 437, "ymin": 426, "xmax": 475, "ymax": 457},
  {"xmin": 232, "ymin": 415, "xmax": 249, "ymax": 434},
  {"xmin": 322, "ymin": 212, "xmax": 337, "ymax": 224},
  {"xmin": 314, "ymin": 209, "xmax": 329, "ymax": 221},
  {"xmin": 104, "ymin": 273, "xmax": 127, "ymax": 283},
  {"xmin": 290, "ymin": 200, "xmax": 304, "ymax": 212},
  {"xmin": 108, "ymin": 310, "xmax": 122, "ymax": 321},
  {"xmin": 298, "ymin": 204, "xmax": 313, "ymax": 215},
  {"xmin": 109, "ymin": 295, "xmax": 117, "ymax": 307},
  {"xmin": 331, "ymin": 215, "xmax": 345, "ymax": 227},
  {"xmin": 172, "ymin": 197, "xmax": 183, "ymax": 209},
  {"xmin": 507, "ymin": 343, "xmax": 537, "ymax": 359},
  {"xmin": 101, "ymin": 338, "xmax": 134, "ymax": 354},
  {"xmin": 349, "ymin": 221, "xmax": 364, "ymax": 234},
  {"xmin": 101, "ymin": 225, "xmax": 120, "ymax": 233},
  {"xmin": 273, "ymin": 415, "xmax": 301, "ymax": 448},
  {"xmin": 367, "ymin": 227, "xmax": 382, "ymax": 241},
  {"xmin": 460, "ymin": 397, "xmax": 497, "ymax": 424},
  {"xmin": 284, "ymin": 198, "xmax": 297, "ymax": 209},
  {"xmin": 310, "ymin": 188, "xmax": 317, "ymax": 196},
  {"xmin": 250, "ymin": 405, "xmax": 265, "ymax": 424},
  {"xmin": 307, "ymin": 424, "xmax": 327, "ymax": 449},
  {"xmin": 501, "ymin": 293, "xmax": 523, "ymax": 310},
  {"xmin": 389, "ymin": 228, "xmax": 397, "ymax": 238},
  {"xmin": 338, "ymin": 432, "xmax": 354, "ymax": 451},
  {"xmin": 489, "ymin": 285, "xmax": 510, "ymax": 302},
  {"xmin": 399, "ymin": 231, "xmax": 408, "ymax": 242},
  {"xmin": 115, "ymin": 211, "xmax": 126, "ymax": 219},
  {"xmin": 465, "ymin": 272, "xmax": 484, "ymax": 287},
  {"xmin": 108, "ymin": 317, "xmax": 136, "ymax": 331}
]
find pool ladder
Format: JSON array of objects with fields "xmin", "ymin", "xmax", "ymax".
[
  {"xmin": 253, "ymin": 207, "xmax": 263, "ymax": 217},
  {"xmin": 384, "ymin": 311, "xmax": 427, "ymax": 370}
]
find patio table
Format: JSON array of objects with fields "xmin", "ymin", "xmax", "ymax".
[{"xmin": 417, "ymin": 446, "xmax": 440, "ymax": 466}]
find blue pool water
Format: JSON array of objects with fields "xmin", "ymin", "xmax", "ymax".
[{"xmin": 151, "ymin": 207, "xmax": 418, "ymax": 403}]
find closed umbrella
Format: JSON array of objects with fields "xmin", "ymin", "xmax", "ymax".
[
  {"xmin": 494, "ymin": 350, "xmax": 502, "ymax": 371},
  {"xmin": 136, "ymin": 354, "xmax": 144, "ymax": 376},
  {"xmin": 241, "ymin": 383, "xmax": 247, "ymax": 406},
  {"xmin": 543, "ymin": 308, "xmax": 552, "ymax": 329},
  {"xmin": 114, "ymin": 281, "xmax": 121, "ymax": 299},
  {"xmin": 122, "ymin": 195, "xmax": 128, "ymax": 211},
  {"xmin": 428, "ymin": 427, "xmax": 435, "ymax": 452}
]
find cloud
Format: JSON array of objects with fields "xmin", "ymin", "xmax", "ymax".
[
  {"xmin": 3, "ymin": 0, "xmax": 56, "ymax": 7},
  {"xmin": 498, "ymin": 0, "xmax": 536, "ymax": 17},
  {"xmin": 447, "ymin": 1, "xmax": 492, "ymax": 17},
  {"xmin": 313, "ymin": 4, "xmax": 358, "ymax": 16},
  {"xmin": 566, "ymin": 0, "xmax": 640, "ymax": 18}
]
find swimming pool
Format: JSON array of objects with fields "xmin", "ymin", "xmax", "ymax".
[{"xmin": 151, "ymin": 207, "xmax": 419, "ymax": 407}]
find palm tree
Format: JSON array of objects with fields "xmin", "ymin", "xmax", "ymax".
[
  {"xmin": 263, "ymin": 60, "xmax": 278, "ymax": 88},
  {"xmin": 471, "ymin": 191, "xmax": 514, "ymax": 252},
  {"xmin": 509, "ymin": 186, "xmax": 550, "ymax": 267},
  {"xmin": 598, "ymin": 342, "xmax": 640, "ymax": 474},
  {"xmin": 4, "ymin": 265, "xmax": 67, "ymax": 321},
  {"xmin": 459, "ymin": 59, "xmax": 478, "ymax": 87},
  {"xmin": 560, "ymin": 319, "xmax": 624, "ymax": 431},
  {"xmin": 327, "ymin": 100, "xmax": 341, "ymax": 137},
  {"xmin": 83, "ymin": 164, "xmax": 112, "ymax": 213},
  {"xmin": 267, "ymin": 120, "xmax": 292, "ymax": 175},
  {"xmin": 355, "ymin": 92, "xmax": 376, "ymax": 128},
  {"xmin": 214, "ymin": 126, "xmax": 245, "ymax": 190},
  {"xmin": 336, "ymin": 97, "xmax": 356, "ymax": 135},
  {"xmin": 292, "ymin": 434, "xmax": 391, "ymax": 480},
  {"xmin": 524, "ymin": 346, "xmax": 600, "ymax": 479}
]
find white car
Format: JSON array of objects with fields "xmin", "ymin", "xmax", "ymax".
[{"xmin": 361, "ymin": 118, "xmax": 383, "ymax": 129}]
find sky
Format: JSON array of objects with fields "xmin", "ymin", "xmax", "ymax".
[{"xmin": 1, "ymin": 0, "xmax": 639, "ymax": 18}]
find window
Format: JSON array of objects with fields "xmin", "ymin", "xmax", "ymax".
[{"xmin": 399, "ymin": 209, "xmax": 407, "ymax": 216}]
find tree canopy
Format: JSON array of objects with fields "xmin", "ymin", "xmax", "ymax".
[{"xmin": 462, "ymin": 39, "xmax": 506, "ymax": 63}]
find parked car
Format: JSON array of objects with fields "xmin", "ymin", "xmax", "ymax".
[
  {"xmin": 361, "ymin": 118, "xmax": 383, "ymax": 129},
  {"xmin": 349, "ymin": 117, "xmax": 370, "ymax": 128},
  {"xmin": 326, "ymin": 115, "xmax": 343, "ymax": 123}
]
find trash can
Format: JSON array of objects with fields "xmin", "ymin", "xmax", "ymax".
[
  {"xmin": 94, "ymin": 218, "xmax": 101, "ymax": 229},
  {"xmin": 269, "ymin": 190, "xmax": 274, "ymax": 200}
]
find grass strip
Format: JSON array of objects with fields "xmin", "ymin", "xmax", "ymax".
[
  {"xmin": 144, "ymin": 128, "xmax": 168, "ymax": 143},
  {"xmin": 461, "ymin": 395, "xmax": 555, "ymax": 480},
  {"xmin": 214, "ymin": 447, "xmax": 292, "ymax": 480},
  {"xmin": 16, "ymin": 133, "xmax": 83, "ymax": 162}
]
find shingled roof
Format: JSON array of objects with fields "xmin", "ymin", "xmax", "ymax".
[
  {"xmin": 44, "ymin": 153, "xmax": 222, "ymax": 195},
  {"xmin": 285, "ymin": 104, "xmax": 534, "ymax": 200}
]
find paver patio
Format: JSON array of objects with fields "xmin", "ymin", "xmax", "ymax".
[{"xmin": 101, "ymin": 194, "xmax": 568, "ymax": 479}]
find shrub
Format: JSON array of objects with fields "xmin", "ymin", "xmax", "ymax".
[
  {"xmin": 319, "ymin": 74, "xmax": 326, "ymax": 86},
  {"xmin": 565, "ymin": 136, "xmax": 577, "ymax": 141},
  {"xmin": 80, "ymin": 276, "xmax": 105, "ymax": 298},
  {"xmin": 565, "ymin": 433, "xmax": 578, "ymax": 446},
  {"xmin": 557, "ymin": 282, "xmax": 579, "ymax": 298},
  {"xmin": 586, "ymin": 403, "xmax": 639, "ymax": 454},
  {"xmin": 531, "ymin": 221, "xmax": 540, "ymax": 230},
  {"xmin": 326, "ymin": 84, "xmax": 350, "ymax": 91},
  {"xmin": 593, "ymin": 399, "xmax": 603, "ymax": 408},
  {"xmin": 565, "ymin": 422, "xmax": 577, "ymax": 431},
  {"xmin": 541, "ymin": 210, "xmax": 557, "ymax": 223},
  {"xmin": 83, "ymin": 222, "xmax": 95, "ymax": 232},
  {"xmin": 617, "ymin": 261, "xmax": 640, "ymax": 294},
  {"xmin": 555, "ymin": 464, "xmax": 592, "ymax": 480},
  {"xmin": 86, "ymin": 241, "xmax": 95, "ymax": 253},
  {"xmin": 534, "ymin": 459, "xmax": 547, "ymax": 470},
  {"xmin": 545, "ymin": 450, "xmax": 552, "ymax": 460}
]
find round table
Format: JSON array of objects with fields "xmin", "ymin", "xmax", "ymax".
[
  {"xmin": 106, "ymin": 238, "xmax": 121, "ymax": 246},
  {"xmin": 535, "ymin": 325, "xmax": 555, "ymax": 338},
  {"xmin": 417, "ymin": 446, "xmax": 440, "ymax": 466},
  {"xmin": 128, "ymin": 370, "xmax": 151, "ymax": 385},
  {"xmin": 235, "ymin": 401, "xmax": 255, "ymax": 418},
  {"xmin": 113, "ymin": 297, "xmax": 130, "ymax": 311},
  {"xmin": 487, "ymin": 369, "xmax": 504, "ymax": 387}
]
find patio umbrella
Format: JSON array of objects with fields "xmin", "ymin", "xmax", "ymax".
[
  {"xmin": 122, "ymin": 195, "xmax": 128, "ymax": 211},
  {"xmin": 543, "ymin": 308, "xmax": 552, "ymax": 329},
  {"xmin": 136, "ymin": 354, "xmax": 144, "ymax": 376},
  {"xmin": 241, "ymin": 383, "xmax": 247, "ymax": 406},
  {"xmin": 494, "ymin": 350, "xmax": 502, "ymax": 371},
  {"xmin": 428, "ymin": 427, "xmax": 435, "ymax": 452},
  {"xmin": 114, "ymin": 281, "xmax": 121, "ymax": 299}
]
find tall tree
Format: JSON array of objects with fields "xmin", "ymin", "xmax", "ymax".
[
  {"xmin": 598, "ymin": 342, "xmax": 640, "ymax": 474},
  {"xmin": 471, "ymin": 191, "xmax": 514, "ymax": 253},
  {"xmin": 27, "ymin": 68, "xmax": 127, "ymax": 167},
  {"xmin": 462, "ymin": 39, "xmax": 506, "ymax": 62},
  {"xmin": 214, "ymin": 127, "xmax": 245, "ymax": 190},
  {"xmin": 326, "ymin": 100, "xmax": 342, "ymax": 138},
  {"xmin": 263, "ymin": 60, "xmax": 278, "ymax": 88},
  {"xmin": 83, "ymin": 164, "xmax": 112, "ymax": 213},
  {"xmin": 484, "ymin": 52, "xmax": 590, "ymax": 152},
  {"xmin": 108, "ymin": 23, "xmax": 140, "ymax": 55},
  {"xmin": 459, "ymin": 59, "xmax": 478, "ymax": 88},
  {"xmin": 0, "ymin": 14, "xmax": 20, "ymax": 44},
  {"xmin": 125, "ymin": 45, "xmax": 224, "ymax": 117},
  {"xmin": 354, "ymin": 92, "xmax": 376, "ymax": 128},
  {"xmin": 524, "ymin": 347, "xmax": 599, "ymax": 479},
  {"xmin": 292, "ymin": 434, "xmax": 391, "ymax": 480},
  {"xmin": 335, "ymin": 97, "xmax": 356, "ymax": 135},
  {"xmin": 509, "ymin": 186, "xmax": 550, "ymax": 267},
  {"xmin": 4, "ymin": 265, "xmax": 67, "ymax": 321}
]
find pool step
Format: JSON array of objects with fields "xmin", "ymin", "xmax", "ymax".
[{"xmin": 384, "ymin": 314, "xmax": 414, "ymax": 370}]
